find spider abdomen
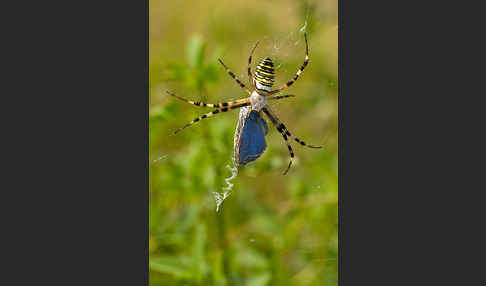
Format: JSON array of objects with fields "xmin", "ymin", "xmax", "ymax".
[{"xmin": 254, "ymin": 57, "xmax": 275, "ymax": 93}]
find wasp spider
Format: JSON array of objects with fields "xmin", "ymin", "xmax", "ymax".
[{"xmin": 167, "ymin": 32, "xmax": 321, "ymax": 175}]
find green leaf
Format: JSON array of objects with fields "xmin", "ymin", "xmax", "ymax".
[
  {"xmin": 192, "ymin": 223, "xmax": 208, "ymax": 282},
  {"xmin": 235, "ymin": 245, "xmax": 269, "ymax": 270},
  {"xmin": 149, "ymin": 256, "xmax": 193, "ymax": 279},
  {"xmin": 211, "ymin": 249, "xmax": 227, "ymax": 286},
  {"xmin": 187, "ymin": 35, "xmax": 205, "ymax": 69},
  {"xmin": 245, "ymin": 272, "xmax": 271, "ymax": 286}
]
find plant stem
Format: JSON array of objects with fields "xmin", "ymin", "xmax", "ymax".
[{"xmin": 198, "ymin": 86, "xmax": 231, "ymax": 282}]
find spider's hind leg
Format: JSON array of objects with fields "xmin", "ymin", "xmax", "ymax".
[
  {"xmin": 262, "ymin": 106, "xmax": 321, "ymax": 175},
  {"xmin": 263, "ymin": 105, "xmax": 322, "ymax": 149}
]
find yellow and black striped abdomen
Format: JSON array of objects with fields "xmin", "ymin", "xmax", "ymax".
[{"xmin": 254, "ymin": 57, "xmax": 275, "ymax": 89}]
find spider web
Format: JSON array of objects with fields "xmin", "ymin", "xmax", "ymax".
[{"xmin": 212, "ymin": 156, "xmax": 238, "ymax": 212}]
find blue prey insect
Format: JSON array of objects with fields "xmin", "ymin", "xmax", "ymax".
[
  {"xmin": 233, "ymin": 106, "xmax": 269, "ymax": 165},
  {"xmin": 167, "ymin": 32, "xmax": 321, "ymax": 175}
]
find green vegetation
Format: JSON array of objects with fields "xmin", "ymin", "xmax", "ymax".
[{"xmin": 150, "ymin": 0, "xmax": 337, "ymax": 285}]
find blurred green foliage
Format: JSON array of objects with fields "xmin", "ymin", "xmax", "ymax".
[{"xmin": 150, "ymin": 0, "xmax": 337, "ymax": 285}]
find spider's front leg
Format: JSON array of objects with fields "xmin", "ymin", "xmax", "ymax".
[
  {"xmin": 269, "ymin": 32, "xmax": 309, "ymax": 95},
  {"xmin": 218, "ymin": 59, "xmax": 251, "ymax": 95},
  {"xmin": 247, "ymin": 40, "xmax": 260, "ymax": 90}
]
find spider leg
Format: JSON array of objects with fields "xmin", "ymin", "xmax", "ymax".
[
  {"xmin": 218, "ymin": 59, "xmax": 251, "ymax": 95},
  {"xmin": 263, "ymin": 105, "xmax": 322, "ymax": 148},
  {"xmin": 268, "ymin": 32, "xmax": 309, "ymax": 95},
  {"xmin": 174, "ymin": 100, "xmax": 250, "ymax": 134},
  {"xmin": 268, "ymin": 94, "xmax": 296, "ymax": 101},
  {"xmin": 247, "ymin": 40, "xmax": 260, "ymax": 90},
  {"xmin": 167, "ymin": 91, "xmax": 249, "ymax": 108},
  {"xmin": 262, "ymin": 106, "xmax": 321, "ymax": 175},
  {"xmin": 262, "ymin": 106, "xmax": 295, "ymax": 175}
]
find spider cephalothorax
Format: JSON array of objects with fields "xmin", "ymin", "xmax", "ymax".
[{"xmin": 167, "ymin": 32, "xmax": 320, "ymax": 175}]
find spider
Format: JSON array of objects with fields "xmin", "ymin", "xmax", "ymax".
[{"xmin": 167, "ymin": 32, "xmax": 321, "ymax": 175}]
